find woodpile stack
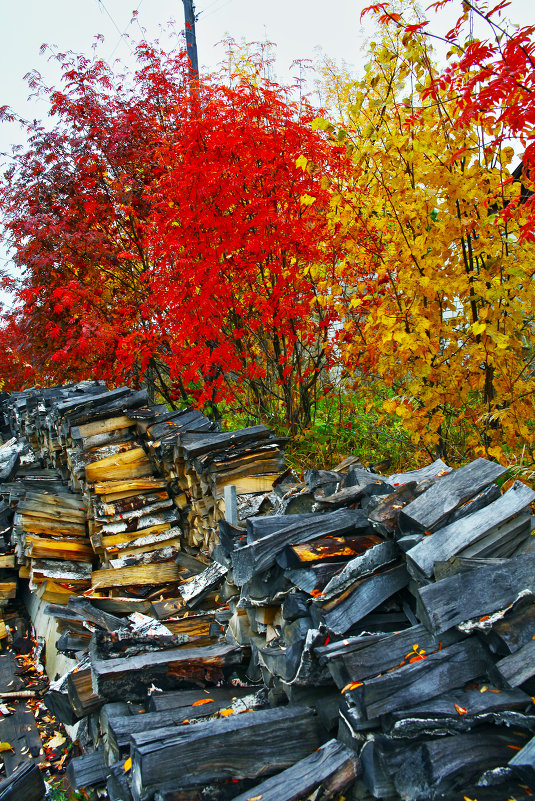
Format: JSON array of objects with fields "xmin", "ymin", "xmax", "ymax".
[{"xmin": 2, "ymin": 384, "xmax": 535, "ymax": 800}]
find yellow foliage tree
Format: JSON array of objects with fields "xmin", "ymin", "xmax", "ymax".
[{"xmin": 318, "ymin": 19, "xmax": 535, "ymax": 464}]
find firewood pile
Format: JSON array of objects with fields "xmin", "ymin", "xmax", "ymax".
[{"xmin": 1, "ymin": 383, "xmax": 535, "ymax": 800}]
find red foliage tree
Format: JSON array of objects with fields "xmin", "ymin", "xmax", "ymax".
[{"xmin": 1, "ymin": 43, "xmax": 344, "ymax": 428}]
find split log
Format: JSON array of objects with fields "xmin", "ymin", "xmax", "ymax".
[
  {"xmin": 345, "ymin": 637, "xmax": 492, "ymax": 721},
  {"xmin": 417, "ymin": 553, "xmax": 535, "ymax": 634},
  {"xmin": 232, "ymin": 509, "xmax": 371, "ymax": 585},
  {"xmin": 0, "ymin": 762, "xmax": 45, "ymax": 801},
  {"xmin": 316, "ymin": 623, "xmax": 458, "ymax": 688},
  {"xmin": 407, "ymin": 481, "xmax": 535, "ymax": 577},
  {"xmin": 310, "ymin": 562, "xmax": 409, "ymax": 635},
  {"xmin": 178, "ymin": 562, "xmax": 228, "ymax": 607},
  {"xmin": 90, "ymin": 562, "xmax": 179, "ymax": 589},
  {"xmin": 130, "ymin": 705, "xmax": 323, "ymax": 801},
  {"xmin": 496, "ymin": 639, "xmax": 535, "ymax": 687},
  {"xmin": 399, "ymin": 457, "xmax": 506, "ymax": 532},
  {"xmin": 278, "ymin": 533, "xmax": 383, "ymax": 568},
  {"xmin": 228, "ymin": 739, "xmax": 360, "ymax": 801},
  {"xmin": 91, "ymin": 642, "xmax": 243, "ymax": 700},
  {"xmin": 66, "ymin": 750, "xmax": 109, "ymax": 790},
  {"xmin": 384, "ymin": 683, "xmax": 535, "ymax": 738},
  {"xmin": 67, "ymin": 667, "xmax": 104, "ymax": 717}
]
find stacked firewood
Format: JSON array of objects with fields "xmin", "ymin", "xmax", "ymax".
[{"xmin": 3, "ymin": 384, "xmax": 535, "ymax": 800}]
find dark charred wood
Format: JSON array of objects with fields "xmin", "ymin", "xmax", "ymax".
[
  {"xmin": 130, "ymin": 705, "xmax": 324, "ymax": 801},
  {"xmin": 89, "ymin": 629, "xmax": 191, "ymax": 661},
  {"xmin": 245, "ymin": 514, "xmax": 317, "ymax": 544},
  {"xmin": 148, "ymin": 685, "xmax": 255, "ymax": 712},
  {"xmin": 399, "ymin": 458, "xmax": 506, "ymax": 533},
  {"xmin": 345, "ymin": 637, "xmax": 492, "ymax": 721},
  {"xmin": 180, "ymin": 426, "xmax": 271, "ymax": 460},
  {"xmin": 316, "ymin": 540, "xmax": 399, "ymax": 603},
  {"xmin": 282, "ymin": 591, "xmax": 310, "ymax": 622},
  {"xmin": 497, "ymin": 639, "xmax": 535, "ymax": 687},
  {"xmin": 228, "ymin": 739, "xmax": 360, "ymax": 801},
  {"xmin": 361, "ymin": 729, "xmax": 530, "ymax": 801},
  {"xmin": 284, "ymin": 561, "xmax": 346, "ymax": 594},
  {"xmin": 383, "ymin": 683, "xmax": 535, "ymax": 738},
  {"xmin": 486, "ymin": 597, "xmax": 535, "ymax": 656}
]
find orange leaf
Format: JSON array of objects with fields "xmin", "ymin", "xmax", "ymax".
[
  {"xmin": 341, "ymin": 681, "xmax": 363, "ymax": 693},
  {"xmin": 219, "ymin": 708, "xmax": 234, "ymax": 716},
  {"xmin": 192, "ymin": 698, "xmax": 215, "ymax": 707},
  {"xmin": 454, "ymin": 703, "xmax": 468, "ymax": 715}
]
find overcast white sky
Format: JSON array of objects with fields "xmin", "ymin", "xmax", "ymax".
[{"xmin": 0, "ymin": 0, "xmax": 533, "ymax": 307}]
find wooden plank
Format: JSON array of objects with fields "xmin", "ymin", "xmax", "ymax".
[
  {"xmin": 399, "ymin": 457, "xmax": 506, "ymax": 532},
  {"xmin": 85, "ymin": 448, "xmax": 153, "ymax": 482},
  {"xmin": 407, "ymin": 481, "xmax": 535, "ymax": 577},
  {"xmin": 228, "ymin": 739, "xmax": 360, "ymax": 801},
  {"xmin": 91, "ymin": 562, "xmax": 179, "ymax": 589}
]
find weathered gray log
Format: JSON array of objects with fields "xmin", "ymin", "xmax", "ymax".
[
  {"xmin": 180, "ymin": 426, "xmax": 270, "ymax": 460},
  {"xmin": 232, "ymin": 509, "xmax": 371, "ymax": 585},
  {"xmin": 417, "ymin": 553, "xmax": 535, "ymax": 634},
  {"xmin": 316, "ymin": 624, "xmax": 458, "ymax": 688},
  {"xmin": 228, "ymin": 739, "xmax": 360, "ymax": 801},
  {"xmin": 66, "ymin": 751, "xmax": 109, "ymax": 789},
  {"xmin": 284, "ymin": 561, "xmax": 347, "ymax": 595},
  {"xmin": 509, "ymin": 734, "xmax": 535, "ymax": 786},
  {"xmin": 345, "ymin": 637, "xmax": 491, "ymax": 721},
  {"xmin": 91, "ymin": 643, "xmax": 243, "ymax": 700},
  {"xmin": 148, "ymin": 685, "xmax": 255, "ymax": 712},
  {"xmin": 361, "ymin": 729, "xmax": 529, "ymax": 801},
  {"xmin": 130, "ymin": 705, "xmax": 323, "ymax": 801},
  {"xmin": 317, "ymin": 540, "xmax": 399, "ymax": 603},
  {"xmin": 496, "ymin": 639, "xmax": 535, "ymax": 687},
  {"xmin": 487, "ymin": 597, "xmax": 535, "ymax": 655},
  {"xmin": 399, "ymin": 457, "xmax": 506, "ymax": 532},
  {"xmin": 310, "ymin": 562, "xmax": 409, "ymax": 635},
  {"xmin": 386, "ymin": 458, "xmax": 451, "ymax": 487},
  {"xmin": 407, "ymin": 480, "xmax": 535, "ymax": 577},
  {"xmin": 384, "ymin": 683, "xmax": 535, "ymax": 738}
]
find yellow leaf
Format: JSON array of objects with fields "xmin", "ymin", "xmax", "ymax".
[
  {"xmin": 0, "ymin": 743, "xmax": 13, "ymax": 753},
  {"xmin": 124, "ymin": 757, "xmax": 132, "ymax": 772},
  {"xmin": 295, "ymin": 154, "xmax": 308, "ymax": 172},
  {"xmin": 300, "ymin": 194, "xmax": 316, "ymax": 206},
  {"xmin": 46, "ymin": 734, "xmax": 66, "ymax": 749},
  {"xmin": 219, "ymin": 708, "xmax": 234, "ymax": 716},
  {"xmin": 472, "ymin": 321, "xmax": 486, "ymax": 336}
]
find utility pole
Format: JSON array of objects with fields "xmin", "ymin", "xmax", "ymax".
[{"xmin": 181, "ymin": 0, "xmax": 199, "ymax": 82}]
